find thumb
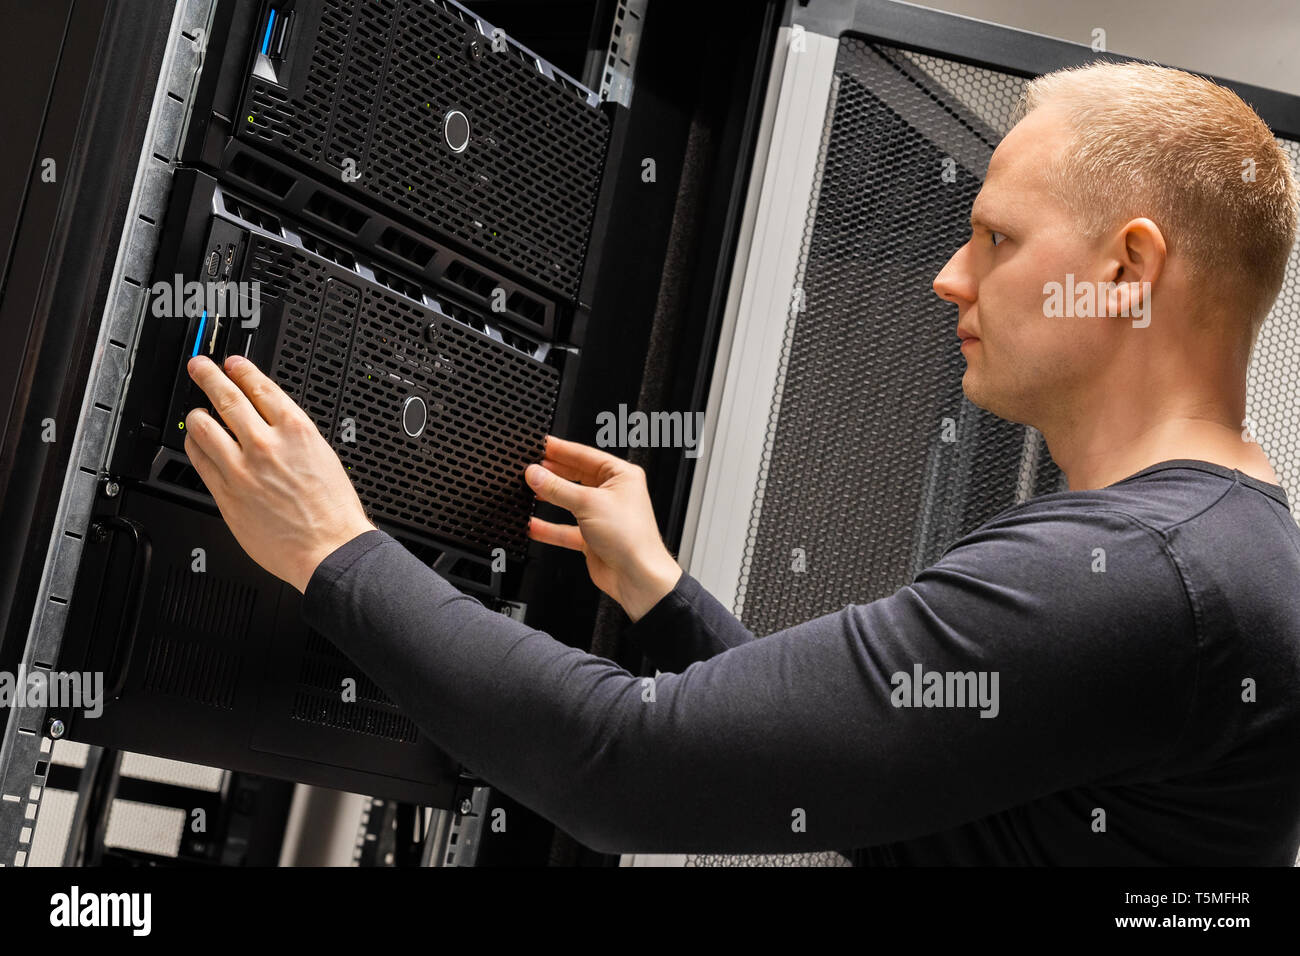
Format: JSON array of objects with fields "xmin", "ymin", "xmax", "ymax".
[{"xmin": 525, "ymin": 463, "xmax": 590, "ymax": 514}]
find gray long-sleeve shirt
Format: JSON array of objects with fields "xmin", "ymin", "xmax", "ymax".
[{"xmin": 301, "ymin": 459, "xmax": 1300, "ymax": 863}]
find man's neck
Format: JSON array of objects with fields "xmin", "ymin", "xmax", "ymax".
[{"xmin": 1043, "ymin": 416, "xmax": 1279, "ymax": 491}]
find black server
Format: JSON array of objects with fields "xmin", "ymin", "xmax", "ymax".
[
  {"xmin": 46, "ymin": 0, "xmax": 619, "ymax": 808},
  {"xmin": 0, "ymin": 0, "xmax": 773, "ymax": 868}
]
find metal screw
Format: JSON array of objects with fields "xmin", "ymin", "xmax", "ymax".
[
  {"xmin": 467, "ymin": 39, "xmax": 483, "ymax": 61},
  {"xmin": 48, "ymin": 718, "xmax": 65, "ymax": 739},
  {"xmin": 104, "ymin": 480, "xmax": 120, "ymax": 498},
  {"xmin": 459, "ymin": 797, "xmax": 473, "ymax": 815}
]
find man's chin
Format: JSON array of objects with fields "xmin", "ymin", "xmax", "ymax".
[
  {"xmin": 960, "ymin": 373, "xmax": 989, "ymax": 411},
  {"xmin": 961, "ymin": 375, "xmax": 1020, "ymax": 423}
]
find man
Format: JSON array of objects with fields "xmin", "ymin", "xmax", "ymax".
[{"xmin": 180, "ymin": 60, "xmax": 1300, "ymax": 863}]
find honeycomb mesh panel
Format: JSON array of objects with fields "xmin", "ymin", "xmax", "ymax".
[
  {"xmin": 245, "ymin": 234, "xmax": 558, "ymax": 557},
  {"xmin": 240, "ymin": 0, "xmax": 610, "ymax": 300},
  {"xmin": 1247, "ymin": 136, "xmax": 1300, "ymax": 523},
  {"xmin": 734, "ymin": 41, "xmax": 1046, "ymax": 631}
]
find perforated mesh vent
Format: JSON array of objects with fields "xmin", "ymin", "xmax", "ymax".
[
  {"xmin": 292, "ymin": 630, "xmax": 418, "ymax": 741},
  {"xmin": 299, "ymin": 630, "xmax": 395, "ymax": 706},
  {"xmin": 1247, "ymin": 137, "xmax": 1300, "ymax": 522},
  {"xmin": 291, "ymin": 691, "xmax": 419, "ymax": 742},
  {"xmin": 246, "ymin": 235, "xmax": 558, "ymax": 557},
  {"xmin": 733, "ymin": 41, "xmax": 1053, "ymax": 635},
  {"xmin": 139, "ymin": 565, "xmax": 253, "ymax": 708},
  {"xmin": 241, "ymin": 0, "xmax": 610, "ymax": 300}
]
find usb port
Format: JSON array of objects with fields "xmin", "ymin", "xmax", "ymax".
[{"xmin": 260, "ymin": 8, "xmax": 292, "ymax": 59}]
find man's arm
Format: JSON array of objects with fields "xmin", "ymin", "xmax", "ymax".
[
  {"xmin": 302, "ymin": 508, "xmax": 1198, "ymax": 856},
  {"xmin": 622, "ymin": 571, "xmax": 759, "ymax": 672}
]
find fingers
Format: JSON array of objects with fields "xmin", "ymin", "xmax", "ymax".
[
  {"xmin": 542, "ymin": 434, "xmax": 631, "ymax": 484},
  {"xmin": 537, "ymin": 457, "xmax": 587, "ymax": 484},
  {"xmin": 221, "ymin": 354, "xmax": 299, "ymax": 426},
  {"xmin": 184, "ymin": 407, "xmax": 241, "ymax": 475},
  {"xmin": 525, "ymin": 462, "xmax": 592, "ymax": 513},
  {"xmin": 187, "ymin": 355, "xmax": 269, "ymax": 446},
  {"xmin": 527, "ymin": 516, "xmax": 585, "ymax": 552},
  {"xmin": 183, "ymin": 427, "xmax": 231, "ymax": 496}
]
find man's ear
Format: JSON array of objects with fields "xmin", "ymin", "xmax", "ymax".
[{"xmin": 1104, "ymin": 217, "xmax": 1165, "ymax": 317}]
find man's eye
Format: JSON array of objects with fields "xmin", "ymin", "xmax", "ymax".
[{"xmin": 990, "ymin": 231, "xmax": 1007, "ymax": 247}]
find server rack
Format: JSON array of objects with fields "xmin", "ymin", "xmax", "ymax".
[
  {"xmin": 1, "ymin": 0, "xmax": 621, "ymax": 865},
  {"xmin": 1, "ymin": 0, "xmax": 781, "ymax": 868}
]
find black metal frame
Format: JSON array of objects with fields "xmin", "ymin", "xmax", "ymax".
[{"xmin": 0, "ymin": 0, "xmax": 177, "ymax": 680}]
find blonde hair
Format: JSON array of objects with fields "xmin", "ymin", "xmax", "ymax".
[{"xmin": 1014, "ymin": 60, "xmax": 1299, "ymax": 345}]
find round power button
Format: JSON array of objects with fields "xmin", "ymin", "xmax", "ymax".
[
  {"xmin": 444, "ymin": 110, "xmax": 470, "ymax": 153},
  {"xmin": 402, "ymin": 395, "xmax": 428, "ymax": 437}
]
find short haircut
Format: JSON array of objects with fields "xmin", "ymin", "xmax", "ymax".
[{"xmin": 1014, "ymin": 60, "xmax": 1299, "ymax": 348}]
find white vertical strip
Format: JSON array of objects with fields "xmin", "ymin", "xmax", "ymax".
[{"xmin": 681, "ymin": 30, "xmax": 839, "ymax": 611}]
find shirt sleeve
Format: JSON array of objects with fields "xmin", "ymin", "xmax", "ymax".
[
  {"xmin": 301, "ymin": 509, "xmax": 1199, "ymax": 855},
  {"xmin": 622, "ymin": 571, "xmax": 759, "ymax": 672}
]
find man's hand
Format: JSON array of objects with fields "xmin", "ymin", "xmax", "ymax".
[
  {"xmin": 183, "ymin": 354, "xmax": 376, "ymax": 594},
  {"xmin": 526, "ymin": 436, "xmax": 682, "ymax": 622}
]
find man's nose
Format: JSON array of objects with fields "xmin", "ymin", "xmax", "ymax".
[{"xmin": 932, "ymin": 246, "xmax": 975, "ymax": 307}]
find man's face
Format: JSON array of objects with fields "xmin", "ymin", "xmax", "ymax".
[{"xmin": 932, "ymin": 106, "xmax": 1117, "ymax": 427}]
